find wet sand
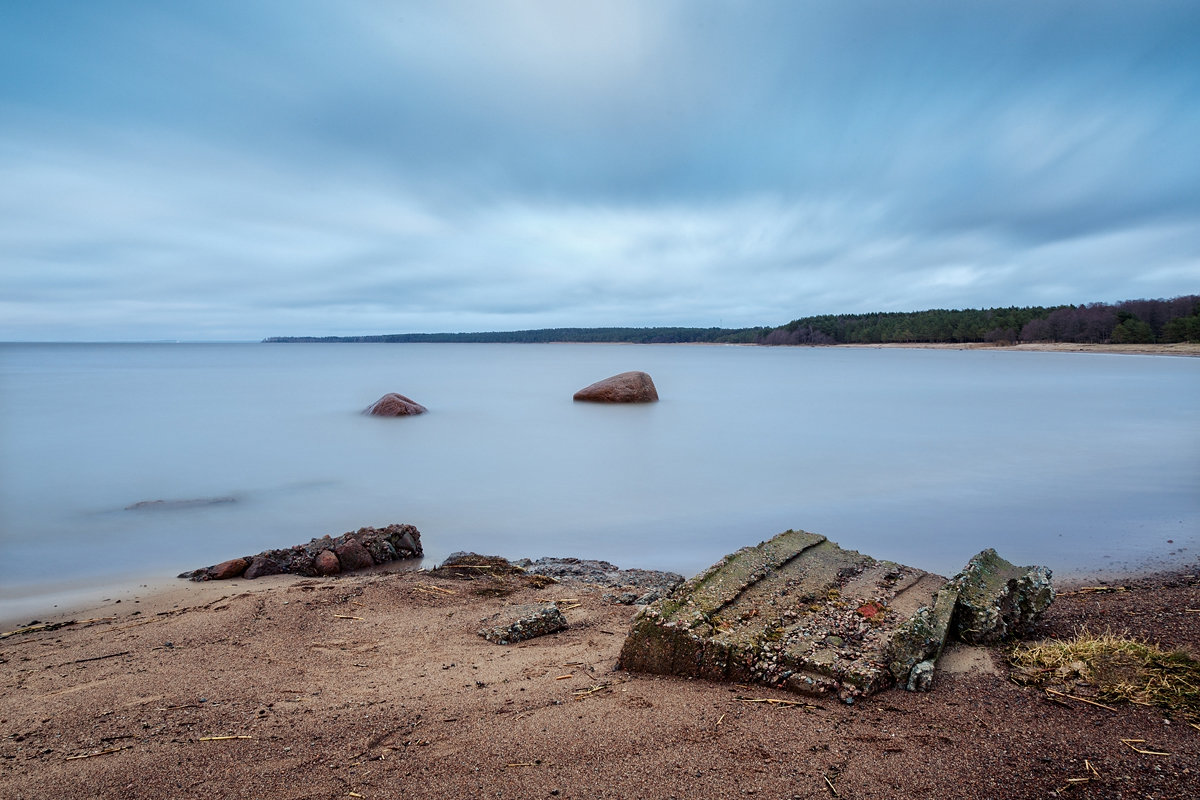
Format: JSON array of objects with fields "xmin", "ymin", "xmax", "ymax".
[{"xmin": 2, "ymin": 564, "xmax": 1197, "ymax": 799}]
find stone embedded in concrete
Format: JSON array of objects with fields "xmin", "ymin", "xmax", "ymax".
[
  {"xmin": 617, "ymin": 529, "xmax": 948, "ymax": 703},
  {"xmin": 907, "ymin": 659, "xmax": 936, "ymax": 692},
  {"xmin": 949, "ymin": 549, "xmax": 1055, "ymax": 644},
  {"xmin": 478, "ymin": 603, "xmax": 568, "ymax": 645}
]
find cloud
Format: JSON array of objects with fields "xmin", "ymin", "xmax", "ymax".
[{"xmin": 1, "ymin": 1, "xmax": 1198, "ymax": 340}]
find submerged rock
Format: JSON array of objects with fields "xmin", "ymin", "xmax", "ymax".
[
  {"xmin": 364, "ymin": 392, "xmax": 427, "ymax": 416},
  {"xmin": 125, "ymin": 496, "xmax": 237, "ymax": 511},
  {"xmin": 572, "ymin": 371, "xmax": 658, "ymax": 403},
  {"xmin": 478, "ymin": 603, "xmax": 568, "ymax": 645},
  {"xmin": 949, "ymin": 549, "xmax": 1055, "ymax": 644}
]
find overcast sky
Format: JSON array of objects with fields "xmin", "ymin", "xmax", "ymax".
[{"xmin": 2, "ymin": 1, "xmax": 1198, "ymax": 341}]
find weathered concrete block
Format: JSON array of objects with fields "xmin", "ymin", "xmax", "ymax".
[
  {"xmin": 887, "ymin": 586, "xmax": 959, "ymax": 690},
  {"xmin": 617, "ymin": 530, "xmax": 948, "ymax": 703},
  {"xmin": 478, "ymin": 604, "xmax": 568, "ymax": 645},
  {"xmin": 949, "ymin": 549, "xmax": 1054, "ymax": 644}
]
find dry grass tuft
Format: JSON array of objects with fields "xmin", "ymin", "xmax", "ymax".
[{"xmin": 1010, "ymin": 629, "xmax": 1200, "ymax": 717}]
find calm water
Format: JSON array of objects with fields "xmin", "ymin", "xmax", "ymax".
[{"xmin": 1, "ymin": 343, "xmax": 1197, "ymax": 619}]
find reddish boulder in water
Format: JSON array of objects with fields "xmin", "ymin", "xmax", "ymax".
[
  {"xmin": 334, "ymin": 539, "xmax": 374, "ymax": 572},
  {"xmin": 364, "ymin": 393, "xmax": 427, "ymax": 416},
  {"xmin": 573, "ymin": 371, "xmax": 658, "ymax": 403},
  {"xmin": 243, "ymin": 555, "xmax": 285, "ymax": 580},
  {"xmin": 209, "ymin": 558, "xmax": 248, "ymax": 580},
  {"xmin": 314, "ymin": 550, "xmax": 341, "ymax": 576}
]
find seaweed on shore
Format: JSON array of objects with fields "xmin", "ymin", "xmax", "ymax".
[{"xmin": 1010, "ymin": 629, "xmax": 1200, "ymax": 718}]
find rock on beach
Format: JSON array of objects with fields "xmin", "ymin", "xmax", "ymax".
[{"xmin": 179, "ymin": 523, "xmax": 423, "ymax": 581}]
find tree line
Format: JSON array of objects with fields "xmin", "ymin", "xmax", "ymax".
[
  {"xmin": 264, "ymin": 295, "xmax": 1200, "ymax": 346},
  {"xmin": 761, "ymin": 296, "xmax": 1199, "ymax": 345},
  {"xmin": 264, "ymin": 326, "xmax": 768, "ymax": 345}
]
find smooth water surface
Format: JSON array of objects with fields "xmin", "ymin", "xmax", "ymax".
[{"xmin": 2, "ymin": 343, "xmax": 1197, "ymax": 618}]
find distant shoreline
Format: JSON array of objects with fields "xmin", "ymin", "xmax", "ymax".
[
  {"xmin": 835, "ymin": 341, "xmax": 1200, "ymax": 357},
  {"xmin": 263, "ymin": 338, "xmax": 1200, "ymax": 356}
]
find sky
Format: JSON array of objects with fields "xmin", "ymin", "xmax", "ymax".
[{"xmin": 1, "ymin": 1, "xmax": 1198, "ymax": 341}]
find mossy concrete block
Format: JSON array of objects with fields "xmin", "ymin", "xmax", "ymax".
[
  {"xmin": 949, "ymin": 548, "xmax": 1055, "ymax": 644},
  {"xmin": 478, "ymin": 603, "xmax": 568, "ymax": 645},
  {"xmin": 887, "ymin": 587, "xmax": 959, "ymax": 691},
  {"xmin": 618, "ymin": 529, "xmax": 948, "ymax": 703}
]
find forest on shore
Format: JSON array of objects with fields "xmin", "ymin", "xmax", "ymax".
[{"xmin": 265, "ymin": 295, "xmax": 1200, "ymax": 346}]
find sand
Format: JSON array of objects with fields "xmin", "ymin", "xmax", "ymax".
[{"xmin": 2, "ymin": 564, "xmax": 1198, "ymax": 799}]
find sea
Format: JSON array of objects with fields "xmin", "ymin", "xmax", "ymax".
[{"xmin": 1, "ymin": 342, "xmax": 1197, "ymax": 622}]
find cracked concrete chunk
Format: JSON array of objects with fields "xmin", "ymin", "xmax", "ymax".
[
  {"xmin": 949, "ymin": 549, "xmax": 1055, "ymax": 644},
  {"xmin": 617, "ymin": 530, "xmax": 948, "ymax": 702},
  {"xmin": 888, "ymin": 586, "xmax": 959, "ymax": 689},
  {"xmin": 478, "ymin": 604, "xmax": 568, "ymax": 645},
  {"xmin": 907, "ymin": 659, "xmax": 936, "ymax": 691}
]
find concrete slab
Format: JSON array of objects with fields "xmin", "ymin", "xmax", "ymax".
[{"xmin": 617, "ymin": 530, "xmax": 949, "ymax": 703}]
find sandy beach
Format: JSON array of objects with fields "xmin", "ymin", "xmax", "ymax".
[{"xmin": 2, "ymin": 562, "xmax": 1197, "ymax": 799}]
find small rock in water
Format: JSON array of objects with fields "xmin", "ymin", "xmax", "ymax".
[
  {"xmin": 572, "ymin": 371, "xmax": 658, "ymax": 403},
  {"xmin": 363, "ymin": 392, "xmax": 427, "ymax": 416},
  {"xmin": 125, "ymin": 496, "xmax": 237, "ymax": 511}
]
